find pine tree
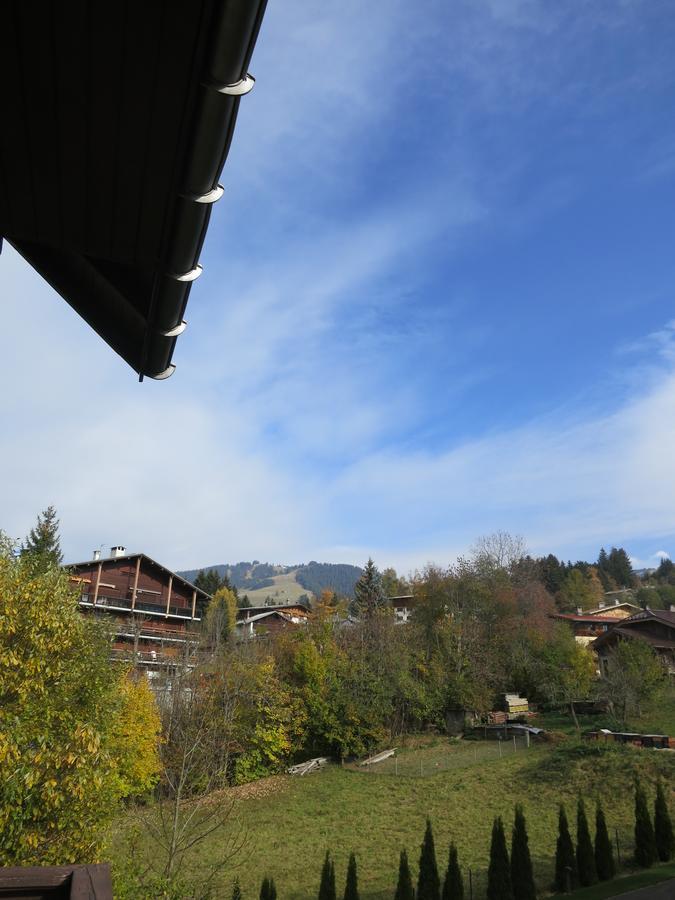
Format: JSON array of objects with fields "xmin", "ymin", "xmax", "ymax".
[
  {"xmin": 232, "ymin": 878, "xmax": 243, "ymax": 900},
  {"xmin": 343, "ymin": 853, "xmax": 359, "ymax": 900},
  {"xmin": 319, "ymin": 851, "xmax": 337, "ymax": 900},
  {"xmin": 442, "ymin": 842, "xmax": 464, "ymax": 900},
  {"xmin": 576, "ymin": 798, "xmax": 597, "ymax": 886},
  {"xmin": 554, "ymin": 804, "xmax": 577, "ymax": 893},
  {"xmin": 417, "ymin": 819, "xmax": 441, "ymax": 900},
  {"xmin": 23, "ymin": 505, "xmax": 63, "ymax": 569},
  {"xmin": 487, "ymin": 817, "xmax": 513, "ymax": 900},
  {"xmin": 655, "ymin": 780, "xmax": 674, "ymax": 863},
  {"xmin": 635, "ymin": 779, "xmax": 657, "ymax": 868},
  {"xmin": 395, "ymin": 849, "xmax": 415, "ymax": 900},
  {"xmin": 510, "ymin": 805, "xmax": 536, "ymax": 900},
  {"xmin": 352, "ymin": 558, "xmax": 384, "ymax": 618},
  {"xmin": 594, "ymin": 801, "xmax": 615, "ymax": 881}
]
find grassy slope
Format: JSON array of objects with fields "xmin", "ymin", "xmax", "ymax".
[
  {"xmin": 240, "ymin": 570, "xmax": 311, "ymax": 606},
  {"xmin": 114, "ymin": 740, "xmax": 675, "ymax": 900}
]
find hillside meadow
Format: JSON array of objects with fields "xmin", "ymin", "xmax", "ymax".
[{"xmin": 111, "ymin": 736, "xmax": 675, "ymax": 900}]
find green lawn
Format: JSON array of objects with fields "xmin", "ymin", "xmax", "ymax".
[
  {"xmin": 570, "ymin": 862, "xmax": 675, "ymax": 898},
  {"xmin": 112, "ymin": 739, "xmax": 675, "ymax": 899}
]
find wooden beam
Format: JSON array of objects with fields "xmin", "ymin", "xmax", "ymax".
[
  {"xmin": 131, "ymin": 556, "xmax": 141, "ymax": 611},
  {"xmin": 92, "ymin": 561, "xmax": 102, "ymax": 606},
  {"xmin": 165, "ymin": 574, "xmax": 172, "ymax": 616},
  {"xmin": 191, "ymin": 589, "xmax": 197, "ymax": 619}
]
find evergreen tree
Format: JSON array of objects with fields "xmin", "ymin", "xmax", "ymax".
[
  {"xmin": 655, "ymin": 779, "xmax": 675, "ymax": 863},
  {"xmin": 576, "ymin": 798, "xmax": 597, "ymax": 886},
  {"xmin": 417, "ymin": 819, "xmax": 441, "ymax": 900},
  {"xmin": 594, "ymin": 801, "xmax": 615, "ymax": 881},
  {"xmin": 260, "ymin": 877, "xmax": 271, "ymax": 900},
  {"xmin": 23, "ymin": 505, "xmax": 62, "ymax": 569},
  {"xmin": 606, "ymin": 548, "xmax": 633, "ymax": 588},
  {"xmin": 635, "ymin": 779, "xmax": 657, "ymax": 868},
  {"xmin": 319, "ymin": 851, "xmax": 337, "ymax": 900},
  {"xmin": 487, "ymin": 817, "xmax": 513, "ymax": 900},
  {"xmin": 269, "ymin": 879, "xmax": 277, "ymax": 900},
  {"xmin": 232, "ymin": 878, "xmax": 243, "ymax": 900},
  {"xmin": 554, "ymin": 805, "xmax": 577, "ymax": 893},
  {"xmin": 352, "ymin": 558, "xmax": 384, "ymax": 618},
  {"xmin": 510, "ymin": 805, "xmax": 536, "ymax": 900},
  {"xmin": 395, "ymin": 849, "xmax": 415, "ymax": 900},
  {"xmin": 442, "ymin": 842, "xmax": 464, "ymax": 900},
  {"xmin": 343, "ymin": 853, "xmax": 359, "ymax": 900}
]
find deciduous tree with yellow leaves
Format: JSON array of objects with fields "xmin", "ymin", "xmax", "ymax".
[{"xmin": 0, "ymin": 536, "xmax": 159, "ymax": 865}]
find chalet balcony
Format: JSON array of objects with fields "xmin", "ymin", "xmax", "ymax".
[{"xmin": 79, "ymin": 593, "xmax": 200, "ymax": 621}]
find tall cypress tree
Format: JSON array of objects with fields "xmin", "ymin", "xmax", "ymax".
[
  {"xmin": 594, "ymin": 801, "xmax": 615, "ymax": 881},
  {"xmin": 232, "ymin": 879, "xmax": 243, "ymax": 900},
  {"xmin": 269, "ymin": 880, "xmax": 277, "ymax": 900},
  {"xmin": 554, "ymin": 805, "xmax": 577, "ymax": 893},
  {"xmin": 343, "ymin": 853, "xmax": 359, "ymax": 900},
  {"xmin": 260, "ymin": 877, "xmax": 271, "ymax": 900},
  {"xmin": 511, "ymin": 805, "xmax": 536, "ymax": 900},
  {"xmin": 655, "ymin": 780, "xmax": 674, "ymax": 863},
  {"xmin": 487, "ymin": 817, "xmax": 513, "ymax": 900},
  {"xmin": 319, "ymin": 851, "xmax": 337, "ymax": 900},
  {"xmin": 635, "ymin": 779, "xmax": 657, "ymax": 868},
  {"xmin": 395, "ymin": 849, "xmax": 415, "ymax": 900},
  {"xmin": 442, "ymin": 842, "xmax": 464, "ymax": 900},
  {"xmin": 417, "ymin": 819, "xmax": 441, "ymax": 900},
  {"xmin": 576, "ymin": 798, "xmax": 597, "ymax": 886}
]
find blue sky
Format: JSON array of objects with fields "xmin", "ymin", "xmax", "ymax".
[{"xmin": 2, "ymin": 0, "xmax": 675, "ymax": 573}]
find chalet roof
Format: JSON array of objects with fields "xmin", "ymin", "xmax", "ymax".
[
  {"xmin": 592, "ymin": 609, "xmax": 675, "ymax": 651},
  {"xmin": 0, "ymin": 0, "xmax": 267, "ymax": 379},
  {"xmin": 585, "ymin": 601, "xmax": 641, "ymax": 615},
  {"xmin": 237, "ymin": 603, "xmax": 311, "ymax": 618},
  {"xmin": 592, "ymin": 626, "xmax": 675, "ymax": 652},
  {"xmin": 552, "ymin": 613, "xmax": 617, "ymax": 624},
  {"xmin": 68, "ymin": 553, "xmax": 211, "ymax": 601}
]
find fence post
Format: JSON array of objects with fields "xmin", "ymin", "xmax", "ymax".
[
  {"xmin": 526, "ymin": 730, "xmax": 530, "ymax": 749},
  {"xmin": 420, "ymin": 759, "xmax": 423, "ymax": 777},
  {"xmin": 468, "ymin": 868, "xmax": 473, "ymax": 900},
  {"xmin": 499, "ymin": 740, "xmax": 502, "ymax": 759},
  {"xmin": 513, "ymin": 735, "xmax": 517, "ymax": 752},
  {"xmin": 395, "ymin": 756, "xmax": 398, "ymax": 776},
  {"xmin": 615, "ymin": 827, "xmax": 621, "ymax": 867}
]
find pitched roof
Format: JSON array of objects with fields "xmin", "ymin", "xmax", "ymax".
[
  {"xmin": 0, "ymin": 0, "xmax": 267, "ymax": 379},
  {"xmin": 68, "ymin": 553, "xmax": 211, "ymax": 601},
  {"xmin": 552, "ymin": 613, "xmax": 618, "ymax": 624}
]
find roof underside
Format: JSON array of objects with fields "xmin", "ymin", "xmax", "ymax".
[{"xmin": 0, "ymin": 0, "xmax": 267, "ymax": 379}]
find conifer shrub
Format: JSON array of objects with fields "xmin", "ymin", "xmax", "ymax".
[
  {"xmin": 594, "ymin": 801, "xmax": 615, "ymax": 881},
  {"xmin": 442, "ymin": 842, "xmax": 464, "ymax": 900},
  {"xmin": 510, "ymin": 805, "xmax": 536, "ymax": 900},
  {"xmin": 417, "ymin": 819, "xmax": 441, "ymax": 900},
  {"xmin": 635, "ymin": 779, "xmax": 657, "ymax": 868},
  {"xmin": 655, "ymin": 779, "xmax": 675, "ymax": 863},
  {"xmin": 487, "ymin": 817, "xmax": 513, "ymax": 900},
  {"xmin": 576, "ymin": 798, "xmax": 597, "ymax": 886},
  {"xmin": 344, "ymin": 853, "xmax": 359, "ymax": 900},
  {"xmin": 554, "ymin": 804, "xmax": 577, "ymax": 893},
  {"xmin": 395, "ymin": 849, "xmax": 415, "ymax": 900}
]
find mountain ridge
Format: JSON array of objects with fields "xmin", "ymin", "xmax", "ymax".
[{"xmin": 178, "ymin": 560, "xmax": 363, "ymax": 601}]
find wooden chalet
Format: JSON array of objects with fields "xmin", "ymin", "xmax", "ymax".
[
  {"xmin": 236, "ymin": 603, "xmax": 311, "ymax": 638},
  {"xmin": 389, "ymin": 594, "xmax": 416, "ymax": 624},
  {"xmin": 592, "ymin": 608, "xmax": 675, "ymax": 675},
  {"xmin": 551, "ymin": 611, "xmax": 617, "ymax": 646},
  {"xmin": 69, "ymin": 547, "xmax": 210, "ymax": 673}
]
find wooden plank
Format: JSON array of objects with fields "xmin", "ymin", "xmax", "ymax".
[{"xmin": 359, "ymin": 748, "xmax": 396, "ymax": 767}]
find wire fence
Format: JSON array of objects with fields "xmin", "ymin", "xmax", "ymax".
[{"xmin": 353, "ymin": 734, "xmax": 533, "ymax": 777}]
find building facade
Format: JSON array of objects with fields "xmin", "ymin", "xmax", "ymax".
[{"xmin": 69, "ymin": 547, "xmax": 210, "ymax": 674}]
